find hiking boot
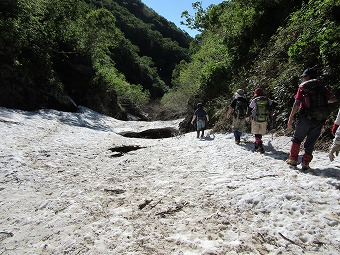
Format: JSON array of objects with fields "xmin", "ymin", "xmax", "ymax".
[
  {"xmin": 258, "ymin": 144, "xmax": 265, "ymax": 153},
  {"xmin": 286, "ymin": 159, "xmax": 297, "ymax": 167},
  {"xmin": 301, "ymin": 161, "xmax": 310, "ymax": 171},
  {"xmin": 302, "ymin": 153, "xmax": 313, "ymax": 169}
]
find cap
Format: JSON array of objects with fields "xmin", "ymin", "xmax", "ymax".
[
  {"xmin": 197, "ymin": 103, "xmax": 203, "ymax": 108},
  {"xmin": 254, "ymin": 88, "xmax": 263, "ymax": 97},
  {"xmin": 301, "ymin": 67, "xmax": 317, "ymax": 78},
  {"xmin": 236, "ymin": 89, "xmax": 245, "ymax": 97}
]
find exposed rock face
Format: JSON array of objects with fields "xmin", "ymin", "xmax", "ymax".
[
  {"xmin": 0, "ymin": 54, "xmax": 126, "ymax": 119},
  {"xmin": 0, "ymin": 81, "xmax": 77, "ymax": 112}
]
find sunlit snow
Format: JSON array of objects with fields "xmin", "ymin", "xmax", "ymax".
[{"xmin": 0, "ymin": 106, "xmax": 339, "ymax": 255}]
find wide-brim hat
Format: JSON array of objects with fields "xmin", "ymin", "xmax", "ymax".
[{"xmin": 236, "ymin": 89, "xmax": 245, "ymax": 96}]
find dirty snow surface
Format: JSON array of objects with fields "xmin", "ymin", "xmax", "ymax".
[{"xmin": 0, "ymin": 106, "xmax": 339, "ymax": 255}]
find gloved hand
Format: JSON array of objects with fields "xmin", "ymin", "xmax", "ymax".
[
  {"xmin": 332, "ymin": 124, "xmax": 339, "ymax": 136},
  {"xmin": 329, "ymin": 144, "xmax": 340, "ymax": 161}
]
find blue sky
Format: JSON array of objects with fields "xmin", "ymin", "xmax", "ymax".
[{"xmin": 141, "ymin": 0, "xmax": 225, "ymax": 37}]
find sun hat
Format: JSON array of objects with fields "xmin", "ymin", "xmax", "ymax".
[{"xmin": 236, "ymin": 89, "xmax": 245, "ymax": 97}]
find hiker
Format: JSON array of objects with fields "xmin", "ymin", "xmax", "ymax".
[
  {"xmin": 191, "ymin": 103, "xmax": 209, "ymax": 138},
  {"xmin": 287, "ymin": 66, "xmax": 337, "ymax": 169},
  {"xmin": 329, "ymin": 108, "xmax": 340, "ymax": 161},
  {"xmin": 248, "ymin": 88, "xmax": 276, "ymax": 153},
  {"xmin": 227, "ymin": 89, "xmax": 249, "ymax": 144}
]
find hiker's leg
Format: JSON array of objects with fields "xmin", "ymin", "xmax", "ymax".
[
  {"xmin": 254, "ymin": 134, "xmax": 262, "ymax": 151},
  {"xmin": 255, "ymin": 134, "xmax": 262, "ymax": 144},
  {"xmin": 301, "ymin": 153, "xmax": 313, "ymax": 170},
  {"xmin": 251, "ymin": 120, "xmax": 260, "ymax": 135},
  {"xmin": 287, "ymin": 142, "xmax": 300, "ymax": 166},
  {"xmin": 287, "ymin": 115, "xmax": 312, "ymax": 166},
  {"xmin": 201, "ymin": 120, "xmax": 206, "ymax": 138},
  {"xmin": 292, "ymin": 115, "xmax": 310, "ymax": 146},
  {"xmin": 289, "ymin": 142, "xmax": 301, "ymax": 161},
  {"xmin": 233, "ymin": 118, "xmax": 242, "ymax": 143},
  {"xmin": 233, "ymin": 130, "xmax": 241, "ymax": 143},
  {"xmin": 251, "ymin": 121, "xmax": 260, "ymax": 150},
  {"xmin": 196, "ymin": 120, "xmax": 203, "ymax": 138},
  {"xmin": 302, "ymin": 119, "xmax": 325, "ymax": 166},
  {"xmin": 303, "ymin": 119, "xmax": 325, "ymax": 156}
]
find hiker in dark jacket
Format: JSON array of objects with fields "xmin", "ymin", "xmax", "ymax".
[
  {"xmin": 191, "ymin": 103, "xmax": 209, "ymax": 138},
  {"xmin": 287, "ymin": 66, "xmax": 337, "ymax": 170},
  {"xmin": 227, "ymin": 89, "xmax": 249, "ymax": 144}
]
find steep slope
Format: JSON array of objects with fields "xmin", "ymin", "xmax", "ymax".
[{"xmin": 0, "ymin": 0, "xmax": 191, "ymax": 117}]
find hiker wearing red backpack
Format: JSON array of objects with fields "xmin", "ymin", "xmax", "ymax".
[
  {"xmin": 227, "ymin": 89, "xmax": 249, "ymax": 144},
  {"xmin": 287, "ymin": 67, "xmax": 337, "ymax": 170},
  {"xmin": 248, "ymin": 88, "xmax": 276, "ymax": 153}
]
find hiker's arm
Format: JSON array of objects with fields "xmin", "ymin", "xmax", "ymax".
[
  {"xmin": 246, "ymin": 106, "xmax": 252, "ymax": 117},
  {"xmin": 268, "ymin": 99, "xmax": 278, "ymax": 116},
  {"xmin": 226, "ymin": 106, "xmax": 233, "ymax": 119},
  {"xmin": 271, "ymin": 100, "xmax": 278, "ymax": 109},
  {"xmin": 245, "ymin": 102, "xmax": 253, "ymax": 122},
  {"xmin": 326, "ymin": 89, "xmax": 337, "ymax": 104},
  {"xmin": 206, "ymin": 114, "xmax": 209, "ymax": 122},
  {"xmin": 191, "ymin": 115, "xmax": 196, "ymax": 124},
  {"xmin": 287, "ymin": 101, "xmax": 300, "ymax": 130}
]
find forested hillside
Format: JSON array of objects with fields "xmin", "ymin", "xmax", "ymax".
[
  {"xmin": 1, "ymin": 0, "xmax": 339, "ymax": 129},
  {"xmin": 0, "ymin": 0, "xmax": 191, "ymax": 119},
  {"xmin": 164, "ymin": 0, "xmax": 340, "ymax": 134}
]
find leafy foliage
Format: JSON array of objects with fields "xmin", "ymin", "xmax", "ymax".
[
  {"xmin": 0, "ymin": 0, "xmax": 191, "ymax": 117},
  {"xmin": 170, "ymin": 0, "xmax": 340, "ymax": 133}
]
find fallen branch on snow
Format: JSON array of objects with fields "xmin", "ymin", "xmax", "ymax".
[
  {"xmin": 156, "ymin": 202, "xmax": 188, "ymax": 217},
  {"xmin": 138, "ymin": 199, "xmax": 153, "ymax": 210},
  {"xmin": 279, "ymin": 232, "xmax": 305, "ymax": 250},
  {"xmin": 246, "ymin": 174, "xmax": 278, "ymax": 180}
]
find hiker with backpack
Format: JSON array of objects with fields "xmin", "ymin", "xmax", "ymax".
[
  {"xmin": 329, "ymin": 108, "xmax": 340, "ymax": 161},
  {"xmin": 287, "ymin": 67, "xmax": 337, "ymax": 170},
  {"xmin": 227, "ymin": 89, "xmax": 249, "ymax": 144},
  {"xmin": 191, "ymin": 103, "xmax": 209, "ymax": 138},
  {"xmin": 248, "ymin": 88, "xmax": 276, "ymax": 153}
]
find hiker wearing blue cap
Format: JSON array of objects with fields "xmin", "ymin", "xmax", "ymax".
[{"xmin": 287, "ymin": 66, "xmax": 337, "ymax": 170}]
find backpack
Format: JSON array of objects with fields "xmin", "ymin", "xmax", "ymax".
[
  {"xmin": 300, "ymin": 79, "xmax": 329, "ymax": 120},
  {"xmin": 234, "ymin": 99, "xmax": 248, "ymax": 119},
  {"xmin": 253, "ymin": 96, "xmax": 269, "ymax": 122},
  {"xmin": 195, "ymin": 107, "xmax": 206, "ymax": 120}
]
